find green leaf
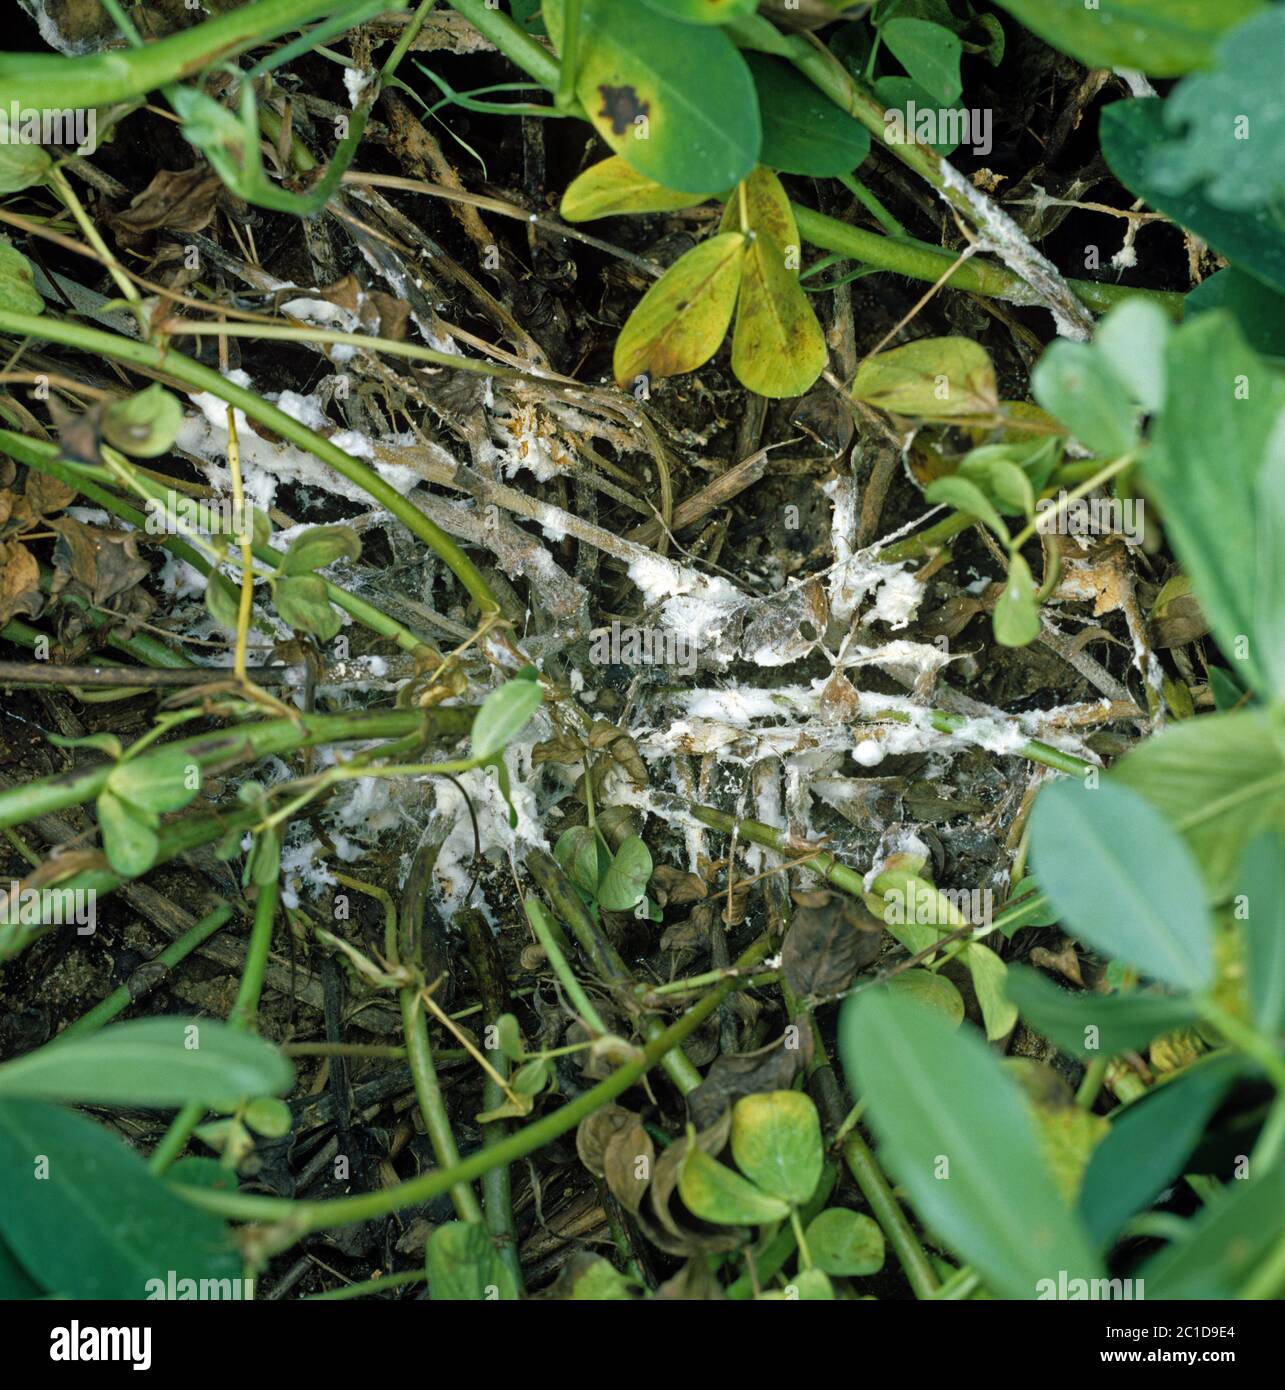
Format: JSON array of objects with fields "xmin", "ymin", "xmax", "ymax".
[
  {"xmin": 924, "ymin": 475, "xmax": 1010, "ymax": 542},
  {"xmin": 0, "ymin": 1098, "xmax": 241, "ymax": 1298},
  {"xmin": 281, "ymin": 524, "xmax": 361, "ymax": 576},
  {"xmin": 990, "ymin": 0, "xmax": 1264, "ymax": 77},
  {"xmin": 957, "ymin": 452, "xmax": 1036, "ymax": 517},
  {"xmin": 272, "ymin": 574, "xmax": 343, "ymax": 641},
  {"xmin": 1112, "ymin": 708, "xmax": 1285, "ymax": 897},
  {"xmin": 0, "ymin": 143, "xmax": 51, "ymax": 194},
  {"xmin": 0, "ymin": 1235, "xmax": 41, "ymax": 1298},
  {"xmin": 46, "ymin": 730, "xmax": 123, "ymax": 759},
  {"xmin": 1236, "ymin": 833, "xmax": 1285, "ymax": 1036},
  {"xmin": 554, "ymin": 825, "xmax": 607, "ymax": 896},
  {"xmin": 1093, "ymin": 298, "xmax": 1171, "ymax": 414},
  {"xmin": 840, "ymin": 990, "xmax": 1102, "ymax": 1299},
  {"xmin": 243, "ymin": 1095, "xmax": 292, "ymax": 1137},
  {"xmin": 1029, "ymin": 779, "xmax": 1215, "ymax": 990},
  {"xmin": 678, "ymin": 1146, "xmax": 791, "ymax": 1225},
  {"xmin": 875, "ymin": 77, "xmax": 966, "ymax": 155},
  {"xmin": 1187, "ymin": 268, "xmax": 1285, "ymax": 360},
  {"xmin": 1102, "ymin": 99, "xmax": 1285, "ymax": 295},
  {"xmin": 1145, "ymin": 9, "xmax": 1285, "ymax": 212},
  {"xmin": 852, "ymin": 337, "xmax": 998, "ymax": 419},
  {"xmin": 1142, "ymin": 1164, "xmax": 1285, "ymax": 1298},
  {"xmin": 0, "ymin": 237, "xmax": 43, "ymax": 315},
  {"xmin": 1077, "ymin": 1055, "xmax": 1243, "ymax": 1246},
  {"xmin": 730, "ymin": 1090, "xmax": 824, "ymax": 1206},
  {"xmin": 993, "ymin": 552, "xmax": 1040, "ymax": 648},
  {"xmin": 102, "ymin": 384, "xmax": 183, "ymax": 459},
  {"xmin": 560, "ymin": 156, "xmax": 711, "ymax": 222},
  {"xmin": 744, "ymin": 53, "xmax": 871, "ymax": 178},
  {"xmin": 730, "ymin": 232, "xmax": 827, "ymax": 399},
  {"xmin": 0, "ymin": 1018, "xmax": 292, "ymax": 1109},
  {"xmin": 881, "ymin": 17, "xmax": 963, "ymax": 105},
  {"xmin": 804, "ymin": 1207, "xmax": 885, "ymax": 1277},
  {"xmin": 638, "ymin": 0, "xmax": 758, "ymax": 22},
  {"xmin": 470, "ymin": 673, "xmax": 544, "ymax": 761},
  {"xmin": 108, "ymin": 744, "xmax": 202, "ymax": 815},
  {"xmin": 965, "ymin": 941, "xmax": 1017, "ymax": 1040},
  {"xmin": 205, "ymin": 570, "xmax": 241, "ymax": 631},
  {"xmin": 1146, "ymin": 312, "xmax": 1285, "ymax": 695},
  {"xmin": 1006, "ymin": 965, "xmax": 1199, "ymax": 1057},
  {"xmin": 545, "ymin": 0, "xmax": 759, "ymax": 193},
  {"xmin": 776, "ymin": 1268, "xmax": 833, "ymax": 1299},
  {"xmin": 425, "ymin": 1221, "xmax": 518, "ymax": 1300},
  {"xmin": 885, "ymin": 969, "xmax": 964, "ymax": 1025},
  {"xmin": 598, "ymin": 835, "xmax": 653, "ymax": 912},
  {"xmin": 1031, "ymin": 340, "xmax": 1138, "ymax": 457},
  {"xmin": 96, "ymin": 788, "xmax": 160, "ymax": 877},
  {"xmin": 613, "ymin": 232, "xmax": 746, "ymax": 386}
]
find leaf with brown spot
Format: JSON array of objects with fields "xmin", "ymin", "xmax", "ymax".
[
  {"xmin": 613, "ymin": 232, "xmax": 745, "ymax": 387},
  {"xmin": 781, "ymin": 892, "xmax": 884, "ymax": 1002}
]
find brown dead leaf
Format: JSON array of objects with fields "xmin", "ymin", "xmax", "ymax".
[
  {"xmin": 781, "ymin": 891, "xmax": 884, "ymax": 1002},
  {"xmin": 687, "ymin": 1035, "xmax": 808, "ymax": 1130},
  {"xmin": 48, "ymin": 517, "xmax": 150, "ymax": 607},
  {"xmin": 108, "ymin": 167, "xmax": 223, "ymax": 250},
  {"xmin": 575, "ymin": 1103, "xmax": 634, "ymax": 1179},
  {"xmin": 0, "ymin": 540, "xmax": 42, "ymax": 626},
  {"xmin": 602, "ymin": 1113, "xmax": 654, "ymax": 1216}
]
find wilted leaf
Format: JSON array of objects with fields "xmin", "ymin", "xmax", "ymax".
[
  {"xmin": 107, "ymin": 166, "xmax": 224, "ymax": 249},
  {"xmin": 781, "ymin": 892, "xmax": 882, "ymax": 1001},
  {"xmin": 687, "ymin": 1037, "xmax": 806, "ymax": 1130},
  {"xmin": 613, "ymin": 232, "xmax": 745, "ymax": 386},
  {"xmin": 679, "ymin": 1146, "xmax": 791, "ymax": 1225},
  {"xmin": 281, "ymin": 524, "xmax": 361, "ymax": 576},
  {"xmin": 0, "ymin": 540, "xmax": 41, "ymax": 626},
  {"xmin": 603, "ymin": 1113, "xmax": 654, "ymax": 1215},
  {"xmin": 852, "ymin": 338, "xmax": 998, "ymax": 419},
  {"xmin": 272, "ymin": 574, "xmax": 343, "ymax": 641},
  {"xmin": 730, "ymin": 1090, "xmax": 824, "ymax": 1206},
  {"xmin": 560, "ymin": 155, "xmax": 711, "ymax": 221}
]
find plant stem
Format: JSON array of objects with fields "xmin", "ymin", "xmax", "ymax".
[
  {"xmin": 0, "ymin": 707, "xmax": 468, "ymax": 830},
  {"xmin": 524, "ymin": 896, "xmax": 609, "ymax": 1034},
  {"xmin": 842, "ymin": 1130, "xmax": 940, "ymax": 1298},
  {"xmin": 0, "ymin": 433, "xmax": 436, "ymax": 656},
  {"xmin": 401, "ymin": 988, "xmax": 485, "ymax": 1223},
  {"xmin": 173, "ymin": 933, "xmax": 775, "ymax": 1230},
  {"xmin": 57, "ymin": 904, "xmax": 234, "ymax": 1038},
  {"xmin": 0, "ymin": 312, "xmax": 500, "ymax": 616}
]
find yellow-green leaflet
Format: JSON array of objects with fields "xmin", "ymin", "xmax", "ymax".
[
  {"xmin": 560, "ymin": 156, "xmax": 712, "ymax": 222},
  {"xmin": 613, "ymin": 232, "xmax": 745, "ymax": 386}
]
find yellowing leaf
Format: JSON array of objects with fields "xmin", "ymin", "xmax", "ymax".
[
  {"xmin": 560, "ymin": 156, "xmax": 712, "ymax": 222},
  {"xmin": 731, "ymin": 234, "xmax": 827, "ymax": 398},
  {"xmin": 852, "ymin": 337, "xmax": 998, "ymax": 419},
  {"xmin": 613, "ymin": 232, "xmax": 745, "ymax": 386},
  {"xmin": 720, "ymin": 166, "xmax": 798, "ymax": 254}
]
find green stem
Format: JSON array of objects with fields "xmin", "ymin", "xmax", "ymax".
[
  {"xmin": 173, "ymin": 934, "xmax": 775, "ymax": 1230},
  {"xmin": 0, "ymin": 0, "xmax": 376, "ymax": 109},
  {"xmin": 400, "ymin": 987, "xmax": 484, "ymax": 1223},
  {"xmin": 0, "ymin": 707, "xmax": 468, "ymax": 831},
  {"xmin": 836, "ymin": 171, "xmax": 906, "ymax": 238},
  {"xmin": 304, "ymin": 1269, "xmax": 426, "ymax": 1299},
  {"xmin": 524, "ymin": 896, "xmax": 609, "ymax": 1034},
  {"xmin": 842, "ymin": 1130, "xmax": 940, "ymax": 1298},
  {"xmin": 57, "ymin": 904, "xmax": 233, "ymax": 1038},
  {"xmin": 555, "ymin": 0, "xmax": 582, "ymax": 112},
  {"xmin": 230, "ymin": 860, "xmax": 279, "ymax": 1031},
  {"xmin": 0, "ymin": 313, "xmax": 500, "ymax": 615}
]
